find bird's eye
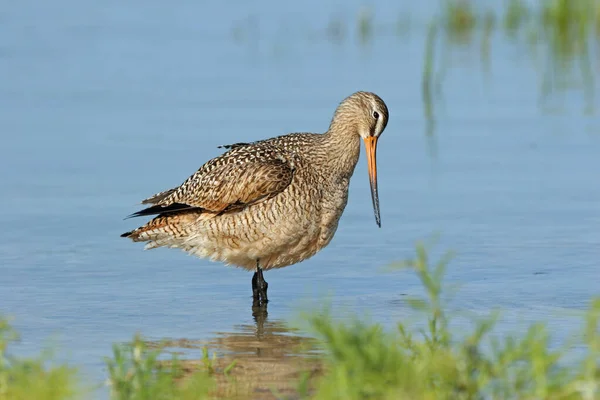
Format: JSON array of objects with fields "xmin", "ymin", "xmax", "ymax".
[{"xmin": 372, "ymin": 111, "xmax": 379, "ymax": 120}]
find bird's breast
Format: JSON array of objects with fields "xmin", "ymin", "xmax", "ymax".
[{"xmin": 315, "ymin": 178, "xmax": 350, "ymax": 247}]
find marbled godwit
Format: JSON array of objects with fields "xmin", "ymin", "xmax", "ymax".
[{"xmin": 121, "ymin": 91, "xmax": 389, "ymax": 305}]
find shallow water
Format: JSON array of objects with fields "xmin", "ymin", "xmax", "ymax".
[{"xmin": 1, "ymin": 0, "xmax": 599, "ymax": 397}]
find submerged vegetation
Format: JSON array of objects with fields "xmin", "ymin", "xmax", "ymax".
[{"xmin": 1, "ymin": 241, "xmax": 599, "ymax": 399}]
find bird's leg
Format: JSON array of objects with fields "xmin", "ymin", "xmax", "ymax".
[
  {"xmin": 252, "ymin": 270, "xmax": 260, "ymax": 302},
  {"xmin": 252, "ymin": 261, "xmax": 268, "ymax": 306},
  {"xmin": 257, "ymin": 267, "xmax": 268, "ymax": 303}
]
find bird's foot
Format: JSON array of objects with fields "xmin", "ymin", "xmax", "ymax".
[{"xmin": 252, "ymin": 281, "xmax": 268, "ymax": 306}]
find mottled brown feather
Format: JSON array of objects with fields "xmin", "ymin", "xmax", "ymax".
[
  {"xmin": 149, "ymin": 143, "xmax": 295, "ymax": 213},
  {"xmin": 141, "ymin": 189, "xmax": 176, "ymax": 205},
  {"xmin": 124, "ymin": 211, "xmax": 200, "ymax": 243}
]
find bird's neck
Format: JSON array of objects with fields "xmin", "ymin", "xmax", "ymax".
[{"xmin": 322, "ymin": 128, "xmax": 361, "ymax": 179}]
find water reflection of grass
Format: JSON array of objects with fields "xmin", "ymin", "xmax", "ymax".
[
  {"xmin": 418, "ymin": 0, "xmax": 600, "ymax": 137},
  {"xmin": 434, "ymin": 0, "xmax": 600, "ymax": 56},
  {"xmin": 433, "ymin": 0, "xmax": 598, "ymax": 97},
  {"xmin": 423, "ymin": 21, "xmax": 439, "ymax": 157},
  {"xmin": 504, "ymin": 0, "xmax": 530, "ymax": 36},
  {"xmin": 233, "ymin": 0, "xmax": 600, "ymax": 72},
  {"xmin": 235, "ymin": 1, "xmax": 598, "ymax": 138},
  {"xmin": 443, "ymin": 0, "xmax": 478, "ymax": 44}
]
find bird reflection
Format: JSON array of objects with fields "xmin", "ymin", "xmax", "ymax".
[
  {"xmin": 251, "ymin": 301, "xmax": 268, "ymax": 338},
  {"xmin": 146, "ymin": 303, "xmax": 322, "ymax": 398}
]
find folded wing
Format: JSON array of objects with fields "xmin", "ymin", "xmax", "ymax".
[{"xmin": 129, "ymin": 143, "xmax": 295, "ymax": 217}]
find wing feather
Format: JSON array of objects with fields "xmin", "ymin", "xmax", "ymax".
[{"xmin": 134, "ymin": 143, "xmax": 295, "ymax": 216}]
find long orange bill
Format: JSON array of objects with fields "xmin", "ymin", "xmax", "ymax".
[{"xmin": 363, "ymin": 136, "xmax": 381, "ymax": 228}]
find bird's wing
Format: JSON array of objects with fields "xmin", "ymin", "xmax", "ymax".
[
  {"xmin": 136, "ymin": 144, "xmax": 295, "ymax": 216},
  {"xmin": 141, "ymin": 188, "xmax": 177, "ymax": 205},
  {"xmin": 217, "ymin": 141, "xmax": 253, "ymax": 150}
]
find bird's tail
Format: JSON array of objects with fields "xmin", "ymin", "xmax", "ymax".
[{"xmin": 121, "ymin": 211, "xmax": 201, "ymax": 249}]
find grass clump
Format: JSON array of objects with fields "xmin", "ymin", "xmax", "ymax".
[
  {"xmin": 304, "ymin": 241, "xmax": 600, "ymax": 399},
  {"xmin": 0, "ymin": 318, "xmax": 79, "ymax": 400},
  {"xmin": 0, "ymin": 318, "xmax": 220, "ymax": 400},
  {"xmin": 105, "ymin": 335, "xmax": 218, "ymax": 400}
]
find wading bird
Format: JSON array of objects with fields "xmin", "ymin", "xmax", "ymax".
[{"xmin": 121, "ymin": 91, "xmax": 389, "ymax": 306}]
